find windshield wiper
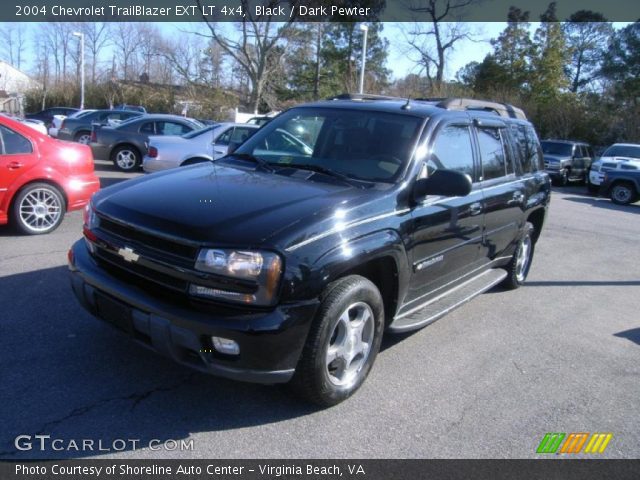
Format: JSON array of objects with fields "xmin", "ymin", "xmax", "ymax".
[
  {"xmin": 228, "ymin": 152, "xmax": 274, "ymax": 172},
  {"xmin": 290, "ymin": 164, "xmax": 365, "ymax": 187}
]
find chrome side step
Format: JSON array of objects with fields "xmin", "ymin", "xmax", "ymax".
[{"xmin": 388, "ymin": 268, "xmax": 508, "ymax": 333}]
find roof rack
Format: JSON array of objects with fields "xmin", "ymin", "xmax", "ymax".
[
  {"xmin": 327, "ymin": 93, "xmax": 402, "ymax": 102},
  {"xmin": 325, "ymin": 93, "xmax": 528, "ymax": 120},
  {"xmin": 421, "ymin": 98, "xmax": 527, "ymax": 120}
]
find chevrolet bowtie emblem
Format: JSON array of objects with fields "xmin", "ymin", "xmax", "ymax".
[{"xmin": 117, "ymin": 246, "xmax": 140, "ymax": 263}]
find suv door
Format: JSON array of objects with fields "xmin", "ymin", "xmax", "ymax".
[
  {"xmin": 404, "ymin": 121, "xmax": 485, "ymax": 308},
  {"xmin": 474, "ymin": 119, "xmax": 525, "ymax": 261}
]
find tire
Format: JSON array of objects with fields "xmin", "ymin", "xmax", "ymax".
[
  {"xmin": 111, "ymin": 145, "xmax": 141, "ymax": 172},
  {"xmin": 12, "ymin": 182, "xmax": 66, "ymax": 235},
  {"xmin": 74, "ymin": 131, "xmax": 91, "ymax": 145},
  {"xmin": 289, "ymin": 275, "xmax": 385, "ymax": 407},
  {"xmin": 558, "ymin": 169, "xmax": 569, "ymax": 186},
  {"xmin": 610, "ymin": 182, "xmax": 637, "ymax": 205},
  {"xmin": 502, "ymin": 222, "xmax": 535, "ymax": 290}
]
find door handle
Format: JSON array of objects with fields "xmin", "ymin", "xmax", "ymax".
[
  {"xmin": 469, "ymin": 202, "xmax": 482, "ymax": 216},
  {"xmin": 7, "ymin": 161, "xmax": 23, "ymax": 170}
]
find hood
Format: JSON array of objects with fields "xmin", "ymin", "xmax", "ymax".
[{"xmin": 94, "ymin": 162, "xmax": 361, "ymax": 247}]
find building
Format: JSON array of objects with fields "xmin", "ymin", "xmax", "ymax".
[{"xmin": 0, "ymin": 60, "xmax": 40, "ymax": 115}]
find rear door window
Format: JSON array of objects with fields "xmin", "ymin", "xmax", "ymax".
[
  {"xmin": 0, "ymin": 125, "xmax": 32, "ymax": 155},
  {"xmin": 477, "ymin": 127, "xmax": 508, "ymax": 181}
]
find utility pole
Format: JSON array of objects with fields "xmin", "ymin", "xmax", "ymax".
[{"xmin": 358, "ymin": 24, "xmax": 368, "ymax": 94}]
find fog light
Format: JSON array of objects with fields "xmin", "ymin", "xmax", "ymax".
[{"xmin": 211, "ymin": 336, "xmax": 240, "ymax": 355}]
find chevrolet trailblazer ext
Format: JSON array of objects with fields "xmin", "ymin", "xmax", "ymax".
[{"xmin": 69, "ymin": 95, "xmax": 550, "ymax": 406}]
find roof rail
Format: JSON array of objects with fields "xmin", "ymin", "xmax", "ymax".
[
  {"xmin": 429, "ymin": 98, "xmax": 527, "ymax": 120},
  {"xmin": 327, "ymin": 93, "xmax": 402, "ymax": 102}
]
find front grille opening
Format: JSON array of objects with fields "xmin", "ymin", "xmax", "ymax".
[{"xmin": 98, "ymin": 216, "xmax": 198, "ymax": 261}]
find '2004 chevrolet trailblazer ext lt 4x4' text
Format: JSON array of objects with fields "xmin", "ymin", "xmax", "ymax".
[{"xmin": 69, "ymin": 95, "xmax": 550, "ymax": 406}]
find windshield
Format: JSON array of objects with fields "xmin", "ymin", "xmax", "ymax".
[
  {"xmin": 232, "ymin": 107, "xmax": 423, "ymax": 182},
  {"xmin": 541, "ymin": 141, "xmax": 573, "ymax": 156},
  {"xmin": 602, "ymin": 145, "xmax": 640, "ymax": 159},
  {"xmin": 182, "ymin": 124, "xmax": 218, "ymax": 139}
]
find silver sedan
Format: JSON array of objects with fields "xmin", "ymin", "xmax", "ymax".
[{"xmin": 142, "ymin": 123, "xmax": 259, "ymax": 173}]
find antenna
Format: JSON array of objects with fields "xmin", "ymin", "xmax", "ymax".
[{"xmin": 401, "ymin": 97, "xmax": 411, "ymax": 110}]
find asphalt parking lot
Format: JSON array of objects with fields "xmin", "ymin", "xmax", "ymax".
[{"xmin": 1, "ymin": 161, "xmax": 639, "ymax": 459}]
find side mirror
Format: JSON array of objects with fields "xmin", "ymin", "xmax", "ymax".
[
  {"xmin": 413, "ymin": 169, "xmax": 472, "ymax": 201},
  {"xmin": 227, "ymin": 141, "xmax": 242, "ymax": 154}
]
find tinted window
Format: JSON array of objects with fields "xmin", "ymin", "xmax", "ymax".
[
  {"xmin": 139, "ymin": 122, "xmax": 155, "ymax": 134},
  {"xmin": 0, "ymin": 125, "xmax": 32, "ymax": 154},
  {"xmin": 602, "ymin": 145, "xmax": 640, "ymax": 159},
  {"xmin": 215, "ymin": 127, "xmax": 233, "ymax": 146},
  {"xmin": 426, "ymin": 125, "xmax": 475, "ymax": 178},
  {"xmin": 157, "ymin": 121, "xmax": 191, "ymax": 135},
  {"xmin": 525, "ymin": 126, "xmax": 543, "ymax": 172},
  {"xmin": 477, "ymin": 127, "xmax": 507, "ymax": 180},
  {"xmin": 238, "ymin": 109, "xmax": 422, "ymax": 182},
  {"xmin": 230, "ymin": 127, "xmax": 255, "ymax": 144},
  {"xmin": 541, "ymin": 141, "xmax": 573, "ymax": 156}
]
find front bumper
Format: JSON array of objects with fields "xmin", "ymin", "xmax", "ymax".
[
  {"xmin": 142, "ymin": 157, "xmax": 178, "ymax": 173},
  {"xmin": 68, "ymin": 240, "xmax": 318, "ymax": 384},
  {"xmin": 544, "ymin": 168, "xmax": 563, "ymax": 179}
]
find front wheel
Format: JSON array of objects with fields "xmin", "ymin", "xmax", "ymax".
[
  {"xmin": 12, "ymin": 183, "xmax": 66, "ymax": 235},
  {"xmin": 502, "ymin": 222, "xmax": 535, "ymax": 290},
  {"xmin": 74, "ymin": 131, "xmax": 91, "ymax": 145},
  {"xmin": 111, "ymin": 145, "xmax": 141, "ymax": 172},
  {"xmin": 290, "ymin": 275, "xmax": 384, "ymax": 407},
  {"xmin": 610, "ymin": 183, "xmax": 637, "ymax": 205}
]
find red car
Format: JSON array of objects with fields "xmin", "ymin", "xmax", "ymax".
[{"xmin": 0, "ymin": 114, "xmax": 100, "ymax": 234}]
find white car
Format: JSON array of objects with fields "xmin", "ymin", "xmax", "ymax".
[
  {"xmin": 49, "ymin": 110, "xmax": 96, "ymax": 138},
  {"xmin": 19, "ymin": 118, "xmax": 48, "ymax": 135},
  {"xmin": 588, "ymin": 143, "xmax": 640, "ymax": 193},
  {"xmin": 142, "ymin": 123, "xmax": 259, "ymax": 173}
]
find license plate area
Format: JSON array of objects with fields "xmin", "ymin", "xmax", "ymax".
[{"xmin": 95, "ymin": 292, "xmax": 133, "ymax": 333}]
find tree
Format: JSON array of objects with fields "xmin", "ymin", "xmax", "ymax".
[
  {"xmin": 530, "ymin": 2, "xmax": 569, "ymax": 101},
  {"xmin": 404, "ymin": 0, "xmax": 479, "ymax": 91},
  {"xmin": 490, "ymin": 6, "xmax": 534, "ymax": 91},
  {"xmin": 0, "ymin": 24, "xmax": 27, "ymax": 70},
  {"xmin": 563, "ymin": 11, "xmax": 613, "ymax": 92},
  {"xmin": 197, "ymin": 0, "xmax": 297, "ymax": 112},
  {"xmin": 80, "ymin": 22, "xmax": 111, "ymax": 84},
  {"xmin": 111, "ymin": 23, "xmax": 143, "ymax": 81}
]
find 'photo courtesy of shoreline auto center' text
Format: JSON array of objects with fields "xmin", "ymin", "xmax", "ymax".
[{"xmin": 1, "ymin": 0, "xmax": 639, "ymax": 479}]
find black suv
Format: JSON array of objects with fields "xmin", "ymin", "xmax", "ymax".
[
  {"xmin": 541, "ymin": 139, "xmax": 593, "ymax": 186},
  {"xmin": 68, "ymin": 95, "xmax": 550, "ymax": 406}
]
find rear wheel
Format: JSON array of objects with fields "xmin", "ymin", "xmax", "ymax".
[
  {"xmin": 111, "ymin": 145, "xmax": 141, "ymax": 172},
  {"xmin": 502, "ymin": 222, "xmax": 535, "ymax": 290},
  {"xmin": 74, "ymin": 131, "xmax": 91, "ymax": 145},
  {"xmin": 290, "ymin": 275, "xmax": 384, "ymax": 407},
  {"xmin": 12, "ymin": 183, "xmax": 66, "ymax": 235},
  {"xmin": 610, "ymin": 183, "xmax": 637, "ymax": 205}
]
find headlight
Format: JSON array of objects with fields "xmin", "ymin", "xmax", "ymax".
[
  {"xmin": 83, "ymin": 201, "xmax": 99, "ymax": 229},
  {"xmin": 191, "ymin": 249, "xmax": 282, "ymax": 306}
]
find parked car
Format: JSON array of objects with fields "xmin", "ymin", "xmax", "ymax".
[
  {"xmin": 58, "ymin": 109, "xmax": 144, "ymax": 145},
  {"xmin": 588, "ymin": 143, "xmax": 640, "ymax": 194},
  {"xmin": 0, "ymin": 114, "xmax": 99, "ymax": 235},
  {"xmin": 541, "ymin": 139, "xmax": 593, "ymax": 186},
  {"xmin": 143, "ymin": 123, "xmax": 260, "ymax": 173},
  {"xmin": 68, "ymin": 96, "xmax": 550, "ymax": 406},
  {"xmin": 114, "ymin": 104, "xmax": 147, "ymax": 113},
  {"xmin": 26, "ymin": 107, "xmax": 79, "ymax": 127},
  {"xmin": 600, "ymin": 167, "xmax": 640, "ymax": 205},
  {"xmin": 12, "ymin": 117, "xmax": 48, "ymax": 135},
  {"xmin": 91, "ymin": 114, "xmax": 205, "ymax": 172},
  {"xmin": 49, "ymin": 110, "xmax": 96, "ymax": 138},
  {"xmin": 246, "ymin": 116, "xmax": 273, "ymax": 126}
]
